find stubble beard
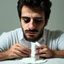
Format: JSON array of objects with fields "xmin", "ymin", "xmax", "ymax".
[{"xmin": 22, "ymin": 28, "xmax": 44, "ymax": 42}]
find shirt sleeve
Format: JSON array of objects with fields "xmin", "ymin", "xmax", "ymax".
[
  {"xmin": 0, "ymin": 28, "xmax": 21, "ymax": 52},
  {"xmin": 0, "ymin": 32, "xmax": 11, "ymax": 52},
  {"xmin": 58, "ymin": 32, "xmax": 64, "ymax": 50}
]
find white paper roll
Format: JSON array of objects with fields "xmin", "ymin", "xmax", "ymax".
[{"xmin": 31, "ymin": 42, "xmax": 40, "ymax": 61}]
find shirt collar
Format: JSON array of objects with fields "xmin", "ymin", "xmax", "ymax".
[{"xmin": 38, "ymin": 29, "xmax": 46, "ymax": 43}]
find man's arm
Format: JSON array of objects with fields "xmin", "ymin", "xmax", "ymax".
[
  {"xmin": 0, "ymin": 51, "xmax": 9, "ymax": 61},
  {"xmin": 54, "ymin": 50, "xmax": 64, "ymax": 58},
  {"xmin": 0, "ymin": 43, "xmax": 31, "ymax": 61}
]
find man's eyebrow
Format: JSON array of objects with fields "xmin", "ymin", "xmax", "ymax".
[
  {"xmin": 21, "ymin": 16, "xmax": 44, "ymax": 20},
  {"xmin": 21, "ymin": 16, "xmax": 30, "ymax": 18},
  {"xmin": 34, "ymin": 17, "xmax": 44, "ymax": 19},
  {"xmin": 21, "ymin": 16, "xmax": 44, "ymax": 18}
]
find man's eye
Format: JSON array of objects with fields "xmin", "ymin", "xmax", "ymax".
[
  {"xmin": 34, "ymin": 19, "xmax": 43, "ymax": 23},
  {"xmin": 24, "ymin": 18, "xmax": 30, "ymax": 23}
]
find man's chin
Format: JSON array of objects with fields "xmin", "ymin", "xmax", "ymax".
[
  {"xmin": 24, "ymin": 35, "xmax": 37, "ymax": 42},
  {"xmin": 24, "ymin": 31, "xmax": 43, "ymax": 42}
]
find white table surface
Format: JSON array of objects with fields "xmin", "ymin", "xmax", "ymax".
[{"xmin": 0, "ymin": 58, "xmax": 64, "ymax": 64}]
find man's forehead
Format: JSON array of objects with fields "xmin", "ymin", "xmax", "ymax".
[
  {"xmin": 21, "ymin": 5, "xmax": 45, "ymax": 16},
  {"xmin": 22, "ymin": 5, "xmax": 44, "ymax": 13}
]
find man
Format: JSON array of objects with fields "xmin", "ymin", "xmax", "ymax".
[{"xmin": 0, "ymin": 0, "xmax": 64, "ymax": 61}]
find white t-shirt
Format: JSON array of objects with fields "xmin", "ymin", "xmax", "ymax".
[{"xmin": 0, "ymin": 28, "xmax": 64, "ymax": 52}]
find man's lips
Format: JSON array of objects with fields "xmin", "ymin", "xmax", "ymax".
[{"xmin": 26, "ymin": 32, "xmax": 37, "ymax": 35}]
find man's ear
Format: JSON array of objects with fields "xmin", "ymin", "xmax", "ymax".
[{"xmin": 44, "ymin": 20, "xmax": 48, "ymax": 27}]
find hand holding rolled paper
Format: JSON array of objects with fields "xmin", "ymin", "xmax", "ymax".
[{"xmin": 20, "ymin": 42, "xmax": 47, "ymax": 63}]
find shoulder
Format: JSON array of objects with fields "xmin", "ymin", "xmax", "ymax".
[
  {"xmin": 0, "ymin": 28, "xmax": 23, "ymax": 51},
  {"xmin": 44, "ymin": 29, "xmax": 64, "ymax": 39},
  {"xmin": 0, "ymin": 28, "xmax": 21, "ymax": 36},
  {"xmin": 45, "ymin": 29, "xmax": 64, "ymax": 35},
  {"xmin": 45, "ymin": 29, "xmax": 64, "ymax": 50},
  {"xmin": 0, "ymin": 28, "xmax": 23, "ymax": 40}
]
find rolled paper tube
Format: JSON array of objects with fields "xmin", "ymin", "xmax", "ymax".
[{"xmin": 31, "ymin": 42, "xmax": 40, "ymax": 61}]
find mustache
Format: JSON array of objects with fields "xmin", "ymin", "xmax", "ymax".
[{"xmin": 25, "ymin": 29, "xmax": 38, "ymax": 32}]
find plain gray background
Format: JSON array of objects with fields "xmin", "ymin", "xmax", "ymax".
[{"xmin": 0, "ymin": 0, "xmax": 64, "ymax": 35}]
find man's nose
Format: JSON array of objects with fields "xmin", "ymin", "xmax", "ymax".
[{"xmin": 28, "ymin": 19, "xmax": 36, "ymax": 30}]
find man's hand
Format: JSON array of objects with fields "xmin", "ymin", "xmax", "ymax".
[
  {"xmin": 6, "ymin": 43, "xmax": 31, "ymax": 59},
  {"xmin": 36, "ymin": 45, "xmax": 55, "ymax": 58}
]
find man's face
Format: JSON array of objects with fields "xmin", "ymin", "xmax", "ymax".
[{"xmin": 20, "ymin": 5, "xmax": 47, "ymax": 42}]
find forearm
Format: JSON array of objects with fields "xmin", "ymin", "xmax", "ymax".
[
  {"xmin": 53, "ymin": 50, "xmax": 64, "ymax": 58},
  {"xmin": 0, "ymin": 51, "xmax": 9, "ymax": 61}
]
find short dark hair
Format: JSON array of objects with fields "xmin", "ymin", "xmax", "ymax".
[{"xmin": 17, "ymin": 0, "xmax": 52, "ymax": 20}]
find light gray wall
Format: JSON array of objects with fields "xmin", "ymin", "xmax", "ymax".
[
  {"xmin": 0, "ymin": 0, "xmax": 64, "ymax": 35},
  {"xmin": 0, "ymin": 0, "xmax": 20, "ymax": 35},
  {"xmin": 46, "ymin": 0, "xmax": 64, "ymax": 31}
]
